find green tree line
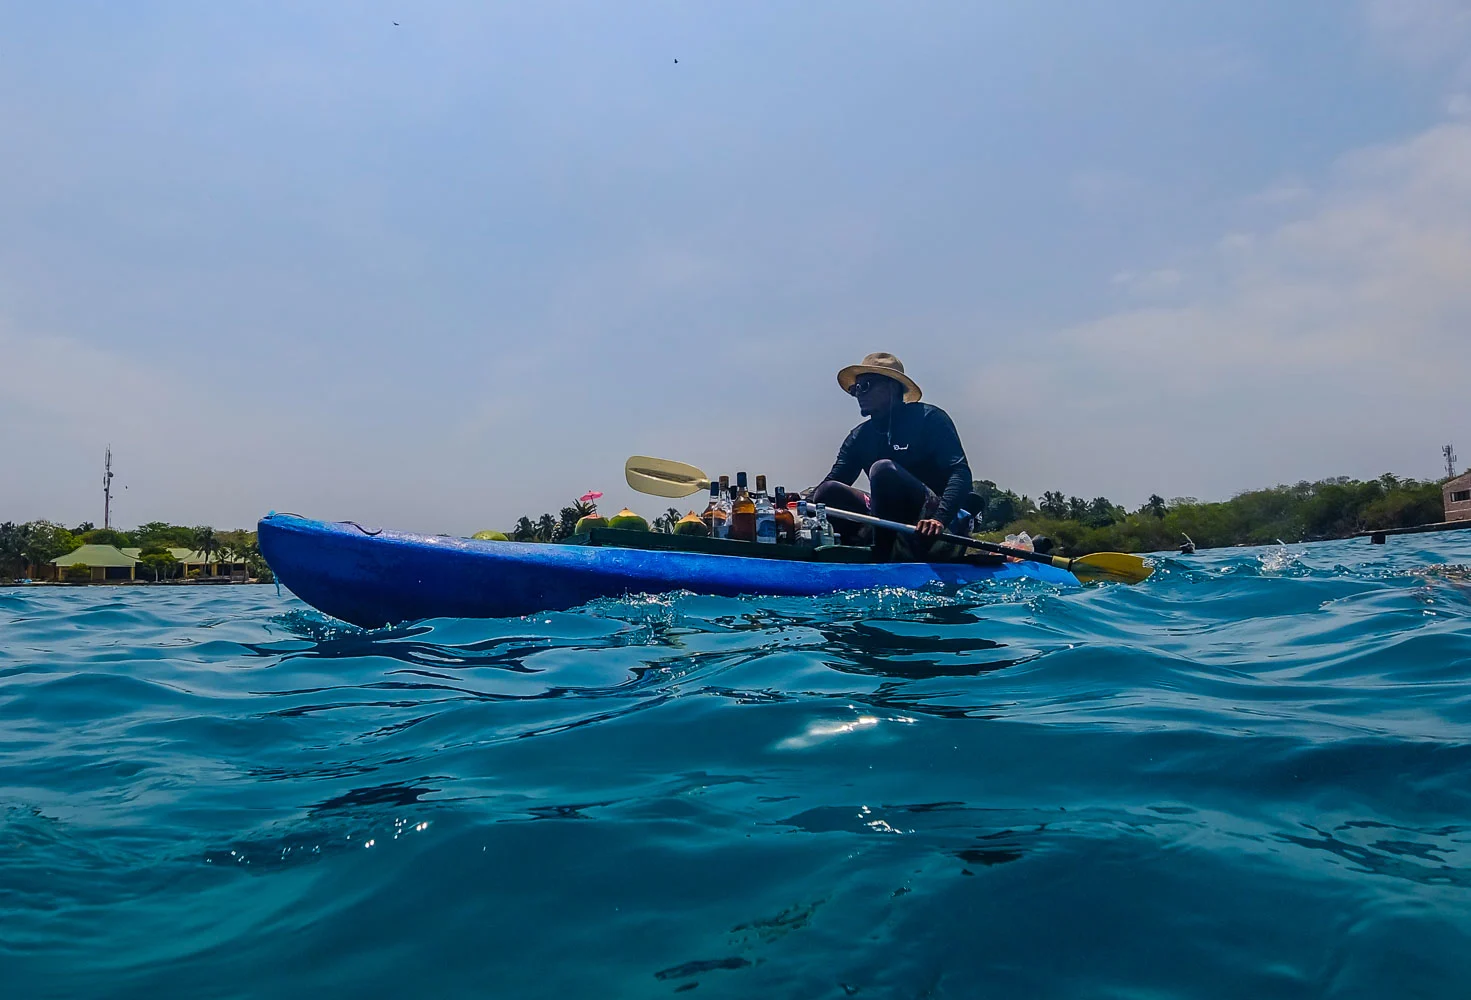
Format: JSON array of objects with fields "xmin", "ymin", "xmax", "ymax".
[
  {"xmin": 0, "ymin": 520, "xmax": 273, "ymax": 582},
  {"xmin": 973, "ymin": 474, "xmax": 1446, "ymax": 555},
  {"xmin": 506, "ymin": 474, "xmax": 1444, "ymax": 554},
  {"xmin": 9, "ymin": 472, "xmax": 1437, "ymax": 579}
]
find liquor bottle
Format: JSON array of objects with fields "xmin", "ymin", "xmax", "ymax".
[
  {"xmin": 716, "ymin": 476, "xmax": 732, "ymax": 538},
  {"xmin": 797, "ymin": 501, "xmax": 817, "ymax": 546},
  {"xmin": 702, "ymin": 481, "xmax": 726, "ymax": 536},
  {"xmin": 814, "ymin": 503, "xmax": 835, "ymax": 546},
  {"xmin": 755, "ymin": 488, "xmax": 777, "ymax": 544},
  {"xmin": 730, "ymin": 472, "xmax": 756, "ymax": 542},
  {"xmin": 773, "ymin": 487, "xmax": 796, "ymax": 544}
]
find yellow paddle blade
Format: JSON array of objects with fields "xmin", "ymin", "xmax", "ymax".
[
  {"xmin": 625, "ymin": 455, "xmax": 710, "ymax": 499},
  {"xmin": 1067, "ymin": 551, "xmax": 1153, "ymax": 584}
]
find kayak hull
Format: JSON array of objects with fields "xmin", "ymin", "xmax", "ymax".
[{"xmin": 257, "ymin": 514, "xmax": 1075, "ymax": 628}]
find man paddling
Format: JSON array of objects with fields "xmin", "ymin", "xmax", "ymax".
[{"xmin": 810, "ymin": 352, "xmax": 973, "ymax": 559}]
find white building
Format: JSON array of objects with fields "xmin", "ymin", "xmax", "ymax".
[{"xmin": 1445, "ymin": 472, "xmax": 1471, "ymax": 523}]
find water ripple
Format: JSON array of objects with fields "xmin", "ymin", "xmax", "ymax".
[{"xmin": 2, "ymin": 536, "xmax": 1470, "ymax": 997}]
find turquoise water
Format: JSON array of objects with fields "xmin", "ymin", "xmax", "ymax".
[{"xmin": 3, "ymin": 536, "xmax": 1470, "ymax": 998}]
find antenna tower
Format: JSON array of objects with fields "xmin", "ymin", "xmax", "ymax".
[
  {"xmin": 1445, "ymin": 444, "xmax": 1458, "ymax": 480},
  {"xmin": 103, "ymin": 446, "xmax": 115, "ymax": 530}
]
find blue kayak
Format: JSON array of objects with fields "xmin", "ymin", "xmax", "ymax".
[{"xmin": 257, "ymin": 514, "xmax": 1076, "ymax": 628}]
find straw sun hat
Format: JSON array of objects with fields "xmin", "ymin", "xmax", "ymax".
[{"xmin": 835, "ymin": 352, "xmax": 923, "ymax": 404}]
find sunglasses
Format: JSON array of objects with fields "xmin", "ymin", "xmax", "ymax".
[{"xmin": 848, "ymin": 376, "xmax": 891, "ymax": 397}]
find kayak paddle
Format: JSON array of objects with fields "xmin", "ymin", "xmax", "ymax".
[
  {"xmin": 821, "ymin": 506, "xmax": 1152, "ymax": 584},
  {"xmin": 625, "ymin": 456, "xmax": 711, "ymax": 498},
  {"xmin": 624, "ymin": 455, "xmax": 1153, "ymax": 584}
]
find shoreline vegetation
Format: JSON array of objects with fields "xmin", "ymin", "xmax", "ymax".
[
  {"xmin": 1, "ymin": 473, "xmax": 1447, "ymax": 583},
  {"xmin": 0, "ymin": 522, "xmax": 273, "ymax": 584},
  {"xmin": 504, "ymin": 473, "xmax": 1448, "ymax": 556},
  {"xmin": 973, "ymin": 473, "xmax": 1446, "ymax": 555}
]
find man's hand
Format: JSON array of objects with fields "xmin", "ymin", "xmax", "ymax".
[{"xmin": 915, "ymin": 518, "xmax": 945, "ymax": 538}]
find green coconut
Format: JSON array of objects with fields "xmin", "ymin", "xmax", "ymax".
[
  {"xmin": 672, "ymin": 511, "xmax": 708, "ymax": 536},
  {"xmin": 574, "ymin": 514, "xmax": 609, "ymax": 534},
  {"xmin": 607, "ymin": 507, "xmax": 649, "ymax": 531},
  {"xmin": 470, "ymin": 530, "xmax": 509, "ymax": 541}
]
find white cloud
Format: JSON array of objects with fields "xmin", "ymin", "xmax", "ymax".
[
  {"xmin": 1365, "ymin": 0, "xmax": 1471, "ymax": 81},
  {"xmin": 964, "ymin": 121, "xmax": 1471, "ymax": 503},
  {"xmin": 1111, "ymin": 268, "xmax": 1184, "ymax": 298},
  {"xmin": 1245, "ymin": 179, "xmax": 1313, "ymax": 207}
]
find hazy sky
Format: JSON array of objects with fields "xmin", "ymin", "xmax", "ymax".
[{"xmin": 3, "ymin": 1, "xmax": 1469, "ymax": 533}]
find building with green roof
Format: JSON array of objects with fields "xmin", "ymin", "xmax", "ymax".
[
  {"xmin": 50, "ymin": 544, "xmax": 137, "ymax": 582},
  {"xmin": 120, "ymin": 548, "xmax": 250, "ymax": 579},
  {"xmin": 47, "ymin": 544, "xmax": 252, "ymax": 583}
]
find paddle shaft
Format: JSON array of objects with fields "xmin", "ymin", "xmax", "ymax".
[
  {"xmin": 820, "ymin": 506, "xmax": 1070, "ymax": 571},
  {"xmin": 622, "ymin": 453, "xmax": 1149, "ymax": 583}
]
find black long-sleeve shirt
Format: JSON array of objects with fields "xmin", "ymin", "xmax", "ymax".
[{"xmin": 823, "ymin": 402, "xmax": 973, "ymax": 524}]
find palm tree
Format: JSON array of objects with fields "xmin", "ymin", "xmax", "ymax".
[
  {"xmin": 195, "ymin": 526, "xmax": 218, "ymax": 574},
  {"xmin": 536, "ymin": 513, "xmax": 557, "ymax": 541},
  {"xmin": 219, "ymin": 530, "xmax": 256, "ymax": 574},
  {"xmin": 513, "ymin": 517, "xmax": 537, "ymax": 542},
  {"xmin": 664, "ymin": 507, "xmax": 681, "ymax": 533}
]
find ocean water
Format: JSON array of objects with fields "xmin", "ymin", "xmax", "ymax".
[{"xmin": 2, "ymin": 536, "xmax": 1470, "ymax": 999}]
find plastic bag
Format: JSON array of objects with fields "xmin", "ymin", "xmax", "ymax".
[{"xmin": 1002, "ymin": 531, "xmax": 1033, "ymax": 562}]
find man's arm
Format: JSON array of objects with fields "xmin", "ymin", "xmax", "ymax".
[
  {"xmin": 822, "ymin": 425, "xmax": 866, "ymax": 487},
  {"xmin": 928, "ymin": 410, "xmax": 973, "ymax": 526}
]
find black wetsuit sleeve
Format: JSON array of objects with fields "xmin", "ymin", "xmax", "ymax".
[
  {"xmin": 824, "ymin": 425, "xmax": 867, "ymax": 486},
  {"xmin": 928, "ymin": 409, "xmax": 972, "ymax": 525}
]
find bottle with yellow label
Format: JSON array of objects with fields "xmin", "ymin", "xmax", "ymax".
[{"xmin": 730, "ymin": 472, "xmax": 756, "ymax": 542}]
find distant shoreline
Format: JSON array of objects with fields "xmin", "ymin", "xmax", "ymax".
[{"xmin": 1, "ymin": 579, "xmax": 273, "ymax": 588}]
